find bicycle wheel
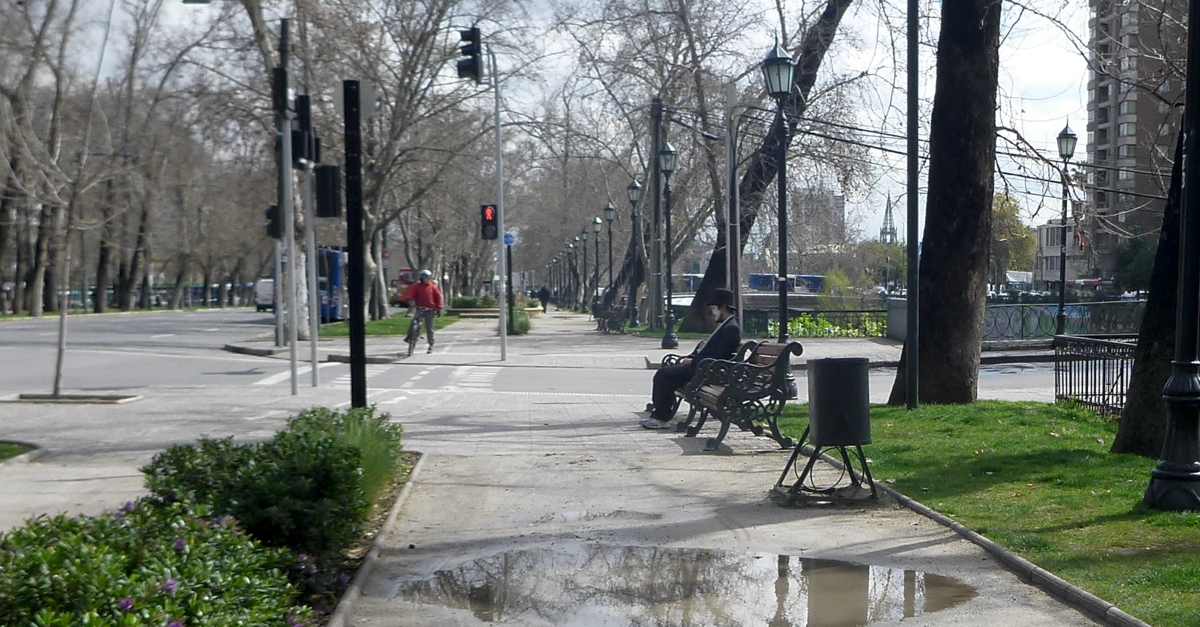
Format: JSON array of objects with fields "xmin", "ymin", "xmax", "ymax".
[{"xmin": 406, "ymin": 315, "xmax": 419, "ymax": 356}]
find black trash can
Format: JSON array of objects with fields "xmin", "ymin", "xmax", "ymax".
[{"xmin": 807, "ymin": 357, "xmax": 871, "ymax": 447}]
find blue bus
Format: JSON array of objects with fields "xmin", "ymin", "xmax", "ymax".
[
  {"xmin": 748, "ymin": 273, "xmax": 799, "ymax": 292},
  {"xmin": 796, "ymin": 274, "xmax": 824, "ymax": 292},
  {"xmin": 317, "ymin": 247, "xmax": 348, "ymax": 322}
]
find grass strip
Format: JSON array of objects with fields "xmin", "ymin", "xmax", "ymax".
[
  {"xmin": 776, "ymin": 400, "xmax": 1200, "ymax": 627},
  {"xmin": 319, "ymin": 314, "xmax": 459, "ymax": 338},
  {"xmin": 0, "ymin": 442, "xmax": 33, "ymax": 463}
]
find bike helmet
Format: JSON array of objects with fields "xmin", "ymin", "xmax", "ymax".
[{"xmin": 419, "ymin": 269, "xmax": 433, "ymax": 278}]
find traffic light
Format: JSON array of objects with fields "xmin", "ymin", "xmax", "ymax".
[
  {"xmin": 265, "ymin": 204, "xmax": 282, "ymax": 239},
  {"xmin": 481, "ymin": 204, "xmax": 498, "ymax": 240},
  {"xmin": 315, "ymin": 165, "xmax": 342, "ymax": 218},
  {"xmin": 456, "ymin": 27, "xmax": 482, "ymax": 83}
]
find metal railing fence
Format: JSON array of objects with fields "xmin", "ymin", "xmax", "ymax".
[
  {"xmin": 984, "ymin": 300, "xmax": 1144, "ymax": 341},
  {"xmin": 1054, "ymin": 334, "xmax": 1138, "ymax": 416}
]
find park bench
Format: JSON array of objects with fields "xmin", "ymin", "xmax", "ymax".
[
  {"xmin": 647, "ymin": 339, "xmax": 756, "ymax": 417},
  {"xmin": 677, "ymin": 341, "xmax": 804, "ymax": 451},
  {"xmin": 596, "ymin": 306, "xmax": 629, "ymax": 334}
]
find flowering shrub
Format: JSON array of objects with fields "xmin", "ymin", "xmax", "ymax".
[{"xmin": 0, "ymin": 499, "xmax": 310, "ymax": 626}]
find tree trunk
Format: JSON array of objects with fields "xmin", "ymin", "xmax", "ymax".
[
  {"xmin": 14, "ymin": 211, "xmax": 30, "ymax": 313},
  {"xmin": 118, "ymin": 206, "xmax": 150, "ymax": 311},
  {"xmin": 94, "ymin": 179, "xmax": 116, "ymax": 313},
  {"xmin": 681, "ymin": 0, "xmax": 853, "ymax": 331},
  {"xmin": 169, "ymin": 257, "xmax": 187, "ymax": 310},
  {"xmin": 29, "ymin": 201, "xmax": 56, "ymax": 317},
  {"xmin": 1112, "ymin": 134, "xmax": 1183, "ymax": 456},
  {"xmin": 888, "ymin": 0, "xmax": 1001, "ymax": 405},
  {"xmin": 0, "ymin": 153, "xmax": 23, "ymax": 310}
]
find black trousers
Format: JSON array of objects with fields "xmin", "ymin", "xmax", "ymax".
[{"xmin": 651, "ymin": 363, "xmax": 695, "ymax": 421}]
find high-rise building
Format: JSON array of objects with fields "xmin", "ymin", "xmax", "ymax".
[
  {"xmin": 792, "ymin": 188, "xmax": 846, "ymax": 251},
  {"xmin": 1084, "ymin": 0, "xmax": 1182, "ymax": 281}
]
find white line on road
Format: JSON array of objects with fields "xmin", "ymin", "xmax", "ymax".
[
  {"xmin": 150, "ymin": 334, "xmax": 176, "ymax": 339},
  {"xmin": 400, "ymin": 368, "xmax": 433, "ymax": 389},
  {"xmin": 252, "ymin": 362, "xmax": 342, "ymax": 386}
]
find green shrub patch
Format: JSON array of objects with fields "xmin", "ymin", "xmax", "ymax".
[
  {"xmin": 142, "ymin": 430, "xmax": 368, "ymax": 573},
  {"xmin": 2, "ymin": 406, "xmax": 406, "ymax": 623},
  {"xmin": 0, "ymin": 500, "xmax": 310, "ymax": 626}
]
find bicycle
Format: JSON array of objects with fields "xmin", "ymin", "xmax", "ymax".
[{"xmin": 405, "ymin": 306, "xmax": 431, "ymax": 356}]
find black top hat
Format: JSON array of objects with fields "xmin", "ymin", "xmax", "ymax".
[{"xmin": 706, "ymin": 288, "xmax": 736, "ymax": 311}]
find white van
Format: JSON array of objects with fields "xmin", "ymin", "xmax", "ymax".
[{"xmin": 254, "ymin": 279, "xmax": 275, "ymax": 312}]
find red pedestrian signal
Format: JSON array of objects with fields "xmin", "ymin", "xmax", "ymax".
[{"xmin": 481, "ymin": 204, "xmax": 498, "ymax": 240}]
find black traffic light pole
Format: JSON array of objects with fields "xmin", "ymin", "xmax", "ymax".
[
  {"xmin": 506, "ymin": 243, "xmax": 514, "ymax": 334},
  {"xmin": 343, "ymin": 79, "xmax": 368, "ymax": 409}
]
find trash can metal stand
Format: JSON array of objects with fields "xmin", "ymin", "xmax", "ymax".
[{"xmin": 775, "ymin": 357, "xmax": 877, "ymax": 500}]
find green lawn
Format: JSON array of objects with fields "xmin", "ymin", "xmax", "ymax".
[
  {"xmin": 319, "ymin": 314, "xmax": 459, "ymax": 337},
  {"xmin": 776, "ymin": 400, "xmax": 1199, "ymax": 627},
  {"xmin": 0, "ymin": 442, "xmax": 34, "ymax": 463}
]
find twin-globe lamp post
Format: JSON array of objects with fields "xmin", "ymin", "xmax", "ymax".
[
  {"xmin": 627, "ymin": 180, "xmax": 644, "ymax": 326},
  {"xmin": 761, "ymin": 40, "xmax": 797, "ymax": 343},
  {"xmin": 1055, "ymin": 122, "xmax": 1077, "ymax": 336},
  {"xmin": 659, "ymin": 141, "xmax": 679, "ymax": 350}
]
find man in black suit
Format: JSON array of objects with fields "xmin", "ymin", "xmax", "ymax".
[{"xmin": 642, "ymin": 288, "xmax": 741, "ymax": 429}]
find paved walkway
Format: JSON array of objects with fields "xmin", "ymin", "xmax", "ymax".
[{"xmin": 0, "ymin": 311, "xmax": 1107, "ymax": 626}]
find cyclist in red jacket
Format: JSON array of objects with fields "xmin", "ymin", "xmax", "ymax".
[{"xmin": 408, "ymin": 270, "xmax": 444, "ymax": 353}]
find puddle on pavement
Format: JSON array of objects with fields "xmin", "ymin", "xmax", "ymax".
[{"xmin": 391, "ymin": 544, "xmax": 977, "ymax": 626}]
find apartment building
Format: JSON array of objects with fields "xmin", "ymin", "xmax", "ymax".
[{"xmin": 1084, "ymin": 0, "xmax": 1182, "ymax": 281}]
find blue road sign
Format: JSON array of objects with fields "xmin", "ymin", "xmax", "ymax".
[{"xmin": 503, "ymin": 232, "xmax": 515, "ymax": 246}]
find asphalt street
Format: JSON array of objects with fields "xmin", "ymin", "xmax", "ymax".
[{"xmin": 0, "ymin": 307, "xmax": 1058, "ymax": 401}]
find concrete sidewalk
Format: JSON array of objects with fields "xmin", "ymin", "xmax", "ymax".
[{"xmin": 0, "ymin": 312, "xmax": 1124, "ymax": 627}]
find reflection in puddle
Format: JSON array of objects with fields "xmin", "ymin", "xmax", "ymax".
[{"xmin": 392, "ymin": 544, "xmax": 977, "ymax": 626}]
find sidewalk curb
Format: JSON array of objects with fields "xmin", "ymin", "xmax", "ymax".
[
  {"xmin": 0, "ymin": 443, "xmax": 44, "ymax": 466},
  {"xmin": 222, "ymin": 344, "xmax": 288, "ymax": 357},
  {"xmin": 806, "ymin": 445, "xmax": 1150, "ymax": 627},
  {"xmin": 327, "ymin": 451, "xmax": 427, "ymax": 627}
]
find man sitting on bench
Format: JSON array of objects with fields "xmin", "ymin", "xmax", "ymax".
[{"xmin": 641, "ymin": 288, "xmax": 741, "ymax": 429}]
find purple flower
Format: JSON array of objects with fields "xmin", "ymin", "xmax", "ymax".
[
  {"xmin": 162, "ymin": 578, "xmax": 179, "ymax": 594},
  {"xmin": 172, "ymin": 538, "xmax": 187, "ymax": 551},
  {"xmin": 313, "ymin": 584, "xmax": 324, "ymax": 594},
  {"xmin": 297, "ymin": 554, "xmax": 308, "ymax": 563},
  {"xmin": 339, "ymin": 573, "xmax": 351, "ymax": 585},
  {"xmin": 122, "ymin": 501, "xmax": 135, "ymax": 512},
  {"xmin": 169, "ymin": 621, "xmax": 184, "ymax": 627},
  {"xmin": 118, "ymin": 597, "xmax": 134, "ymax": 612}
]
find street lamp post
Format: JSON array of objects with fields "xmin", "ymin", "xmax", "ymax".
[
  {"xmin": 659, "ymin": 142, "xmax": 679, "ymax": 349},
  {"xmin": 604, "ymin": 205, "xmax": 616, "ymax": 287},
  {"xmin": 762, "ymin": 40, "xmax": 797, "ymax": 344},
  {"xmin": 1056, "ymin": 122, "xmax": 1076, "ymax": 336},
  {"xmin": 592, "ymin": 217, "xmax": 602, "ymax": 311},
  {"xmin": 627, "ymin": 180, "xmax": 644, "ymax": 327},
  {"xmin": 581, "ymin": 228, "xmax": 590, "ymax": 311},
  {"xmin": 570, "ymin": 241, "xmax": 578, "ymax": 307}
]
